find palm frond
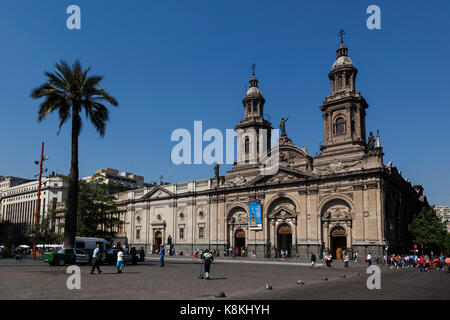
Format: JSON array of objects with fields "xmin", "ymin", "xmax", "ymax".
[{"xmin": 32, "ymin": 59, "xmax": 118, "ymax": 137}]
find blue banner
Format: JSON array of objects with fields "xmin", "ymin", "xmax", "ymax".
[{"xmin": 249, "ymin": 200, "xmax": 262, "ymax": 230}]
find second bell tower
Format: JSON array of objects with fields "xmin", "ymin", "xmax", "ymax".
[{"xmin": 320, "ymin": 37, "xmax": 368, "ymax": 156}]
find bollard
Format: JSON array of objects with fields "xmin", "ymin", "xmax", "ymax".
[{"xmin": 215, "ymin": 292, "xmax": 226, "ymax": 298}]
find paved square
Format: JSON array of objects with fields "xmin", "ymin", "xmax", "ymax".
[{"xmin": 0, "ymin": 257, "xmax": 448, "ymax": 300}]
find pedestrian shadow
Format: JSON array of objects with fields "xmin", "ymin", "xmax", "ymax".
[{"xmin": 209, "ymin": 277, "xmax": 228, "ymax": 280}]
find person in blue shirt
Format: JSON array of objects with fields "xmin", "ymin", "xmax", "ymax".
[{"xmin": 160, "ymin": 245, "xmax": 165, "ymax": 267}]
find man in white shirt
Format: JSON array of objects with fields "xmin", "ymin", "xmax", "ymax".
[
  {"xmin": 116, "ymin": 249, "xmax": 124, "ymax": 273},
  {"xmin": 366, "ymin": 253, "xmax": 372, "ymax": 267},
  {"xmin": 91, "ymin": 244, "xmax": 102, "ymax": 274}
]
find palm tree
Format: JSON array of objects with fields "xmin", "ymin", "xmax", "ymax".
[{"xmin": 31, "ymin": 60, "xmax": 118, "ymax": 248}]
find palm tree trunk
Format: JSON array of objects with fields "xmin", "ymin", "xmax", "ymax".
[{"xmin": 64, "ymin": 110, "xmax": 80, "ymax": 248}]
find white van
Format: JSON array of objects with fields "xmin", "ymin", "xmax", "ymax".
[{"xmin": 75, "ymin": 237, "xmax": 110, "ymax": 261}]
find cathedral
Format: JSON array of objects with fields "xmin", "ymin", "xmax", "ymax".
[{"xmin": 121, "ymin": 38, "xmax": 426, "ymax": 259}]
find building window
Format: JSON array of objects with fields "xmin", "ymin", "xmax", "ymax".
[
  {"xmin": 179, "ymin": 213, "xmax": 184, "ymax": 219},
  {"xmin": 199, "ymin": 211, "xmax": 204, "ymax": 219},
  {"xmin": 199, "ymin": 227, "xmax": 204, "ymax": 239},
  {"xmin": 136, "ymin": 216, "xmax": 141, "ymax": 223},
  {"xmin": 136, "ymin": 229, "xmax": 140, "ymax": 240},
  {"xmin": 244, "ymin": 138, "xmax": 250, "ymax": 154},
  {"xmin": 334, "ymin": 117, "xmax": 346, "ymax": 135},
  {"xmin": 179, "ymin": 228, "xmax": 184, "ymax": 239},
  {"xmin": 337, "ymin": 75, "xmax": 343, "ymax": 89}
]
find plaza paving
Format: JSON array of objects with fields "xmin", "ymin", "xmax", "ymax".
[{"xmin": 0, "ymin": 256, "xmax": 448, "ymax": 300}]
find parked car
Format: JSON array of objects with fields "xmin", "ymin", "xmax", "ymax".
[
  {"xmin": 44, "ymin": 248, "xmax": 90, "ymax": 266},
  {"xmin": 101, "ymin": 248, "xmax": 133, "ymax": 265}
]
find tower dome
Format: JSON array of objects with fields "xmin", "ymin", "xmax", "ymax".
[
  {"xmin": 331, "ymin": 43, "xmax": 355, "ymax": 71},
  {"xmin": 245, "ymin": 75, "xmax": 263, "ymax": 98},
  {"xmin": 328, "ymin": 33, "xmax": 358, "ymax": 95}
]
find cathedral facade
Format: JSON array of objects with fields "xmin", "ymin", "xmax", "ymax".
[{"xmin": 122, "ymin": 40, "xmax": 426, "ymax": 259}]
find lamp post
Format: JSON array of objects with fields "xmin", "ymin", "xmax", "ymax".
[{"xmin": 33, "ymin": 142, "xmax": 48, "ymax": 260}]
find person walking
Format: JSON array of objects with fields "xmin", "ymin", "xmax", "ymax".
[
  {"xmin": 160, "ymin": 245, "xmax": 165, "ymax": 267},
  {"xmin": 310, "ymin": 252, "xmax": 316, "ymax": 268},
  {"xmin": 445, "ymin": 256, "xmax": 450, "ymax": 273},
  {"xmin": 323, "ymin": 253, "xmax": 329, "ymax": 268},
  {"xmin": 355, "ymin": 251, "xmax": 359, "ymax": 262},
  {"xmin": 344, "ymin": 253, "xmax": 349, "ymax": 268},
  {"xmin": 366, "ymin": 253, "xmax": 372, "ymax": 267},
  {"xmin": 202, "ymin": 249, "xmax": 214, "ymax": 280},
  {"xmin": 91, "ymin": 244, "xmax": 102, "ymax": 274},
  {"xmin": 139, "ymin": 246, "xmax": 145, "ymax": 262},
  {"xmin": 116, "ymin": 249, "xmax": 125, "ymax": 273}
]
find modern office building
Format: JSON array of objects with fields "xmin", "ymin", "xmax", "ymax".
[
  {"xmin": 434, "ymin": 205, "xmax": 450, "ymax": 233},
  {"xmin": 0, "ymin": 174, "xmax": 67, "ymax": 235}
]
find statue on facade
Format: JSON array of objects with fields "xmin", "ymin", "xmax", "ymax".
[
  {"xmin": 214, "ymin": 163, "xmax": 220, "ymax": 181},
  {"xmin": 367, "ymin": 131, "xmax": 375, "ymax": 153},
  {"xmin": 280, "ymin": 117, "xmax": 289, "ymax": 137}
]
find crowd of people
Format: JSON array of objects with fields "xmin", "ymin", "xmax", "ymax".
[
  {"xmin": 193, "ymin": 248, "xmax": 220, "ymax": 258},
  {"xmin": 319, "ymin": 250, "xmax": 450, "ymax": 272},
  {"xmin": 385, "ymin": 253, "xmax": 450, "ymax": 272}
]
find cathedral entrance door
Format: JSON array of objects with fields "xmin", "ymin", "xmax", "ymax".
[
  {"xmin": 234, "ymin": 229, "xmax": 245, "ymax": 256},
  {"xmin": 154, "ymin": 231, "xmax": 162, "ymax": 253},
  {"xmin": 277, "ymin": 224, "xmax": 292, "ymax": 257},
  {"xmin": 330, "ymin": 226, "xmax": 347, "ymax": 259}
]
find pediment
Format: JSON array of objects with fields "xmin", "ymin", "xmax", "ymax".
[
  {"xmin": 141, "ymin": 186, "xmax": 174, "ymax": 200},
  {"xmin": 247, "ymin": 166, "xmax": 316, "ymax": 186},
  {"xmin": 321, "ymin": 208, "xmax": 352, "ymax": 221},
  {"xmin": 268, "ymin": 205, "xmax": 297, "ymax": 219},
  {"xmin": 259, "ymin": 138, "xmax": 314, "ymax": 169}
]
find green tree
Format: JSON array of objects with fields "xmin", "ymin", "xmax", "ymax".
[
  {"xmin": 0, "ymin": 221, "xmax": 14, "ymax": 255},
  {"xmin": 76, "ymin": 174, "xmax": 122, "ymax": 242},
  {"xmin": 31, "ymin": 60, "xmax": 118, "ymax": 248},
  {"xmin": 408, "ymin": 206, "xmax": 449, "ymax": 254}
]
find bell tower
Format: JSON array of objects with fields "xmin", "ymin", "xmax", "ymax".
[
  {"xmin": 234, "ymin": 65, "xmax": 272, "ymax": 165},
  {"xmin": 319, "ymin": 32, "xmax": 368, "ymax": 156}
]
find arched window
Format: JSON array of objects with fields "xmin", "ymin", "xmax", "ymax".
[
  {"xmin": 334, "ymin": 117, "xmax": 346, "ymax": 135},
  {"xmin": 244, "ymin": 138, "xmax": 250, "ymax": 153},
  {"xmin": 337, "ymin": 76, "xmax": 343, "ymax": 89}
]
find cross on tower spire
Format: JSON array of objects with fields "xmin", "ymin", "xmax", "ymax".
[
  {"xmin": 338, "ymin": 29, "xmax": 346, "ymax": 44},
  {"xmin": 251, "ymin": 63, "xmax": 256, "ymax": 76}
]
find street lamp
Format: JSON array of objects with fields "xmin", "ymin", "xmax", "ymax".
[{"xmin": 33, "ymin": 141, "xmax": 49, "ymax": 260}]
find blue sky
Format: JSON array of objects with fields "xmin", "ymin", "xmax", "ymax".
[{"xmin": 0, "ymin": 1, "xmax": 449, "ymax": 205}]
